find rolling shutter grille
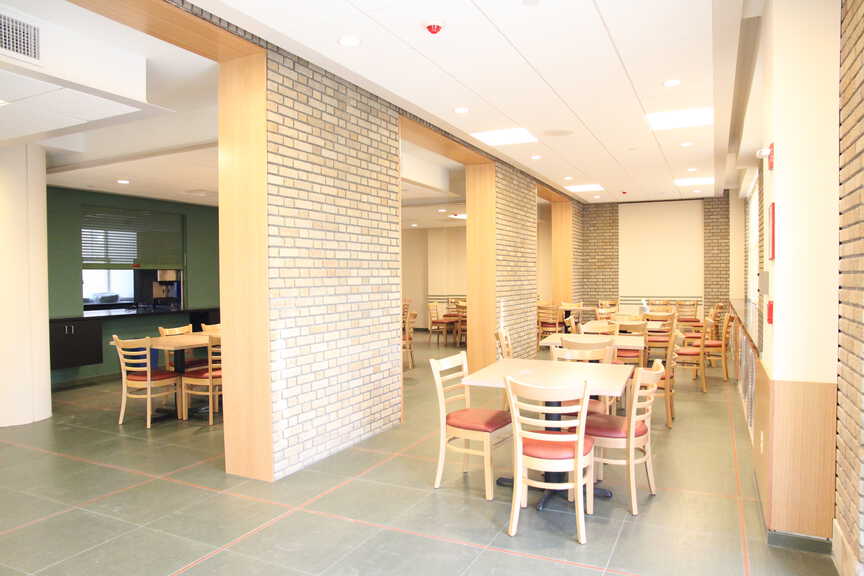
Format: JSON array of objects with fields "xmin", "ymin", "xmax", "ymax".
[{"xmin": 81, "ymin": 206, "xmax": 184, "ymax": 269}]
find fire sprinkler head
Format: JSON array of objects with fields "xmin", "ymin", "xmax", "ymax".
[{"xmin": 426, "ymin": 23, "xmax": 442, "ymax": 34}]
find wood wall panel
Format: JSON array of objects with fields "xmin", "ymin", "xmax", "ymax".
[
  {"xmin": 466, "ymin": 163, "xmax": 497, "ymax": 371},
  {"xmin": 550, "ymin": 201, "xmax": 573, "ymax": 304}
]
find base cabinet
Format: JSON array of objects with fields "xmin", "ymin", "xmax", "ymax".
[{"xmin": 49, "ymin": 319, "xmax": 103, "ymax": 369}]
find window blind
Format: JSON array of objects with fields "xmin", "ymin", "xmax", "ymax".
[{"xmin": 81, "ymin": 206, "xmax": 184, "ymax": 269}]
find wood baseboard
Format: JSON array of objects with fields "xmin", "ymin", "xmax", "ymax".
[{"xmin": 833, "ymin": 518, "xmax": 862, "ymax": 576}]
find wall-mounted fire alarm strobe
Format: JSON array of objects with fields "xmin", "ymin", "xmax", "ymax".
[{"xmin": 426, "ymin": 23, "xmax": 442, "ymax": 34}]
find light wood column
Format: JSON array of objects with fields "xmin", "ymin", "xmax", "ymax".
[
  {"xmin": 550, "ymin": 201, "xmax": 573, "ymax": 303},
  {"xmin": 466, "ymin": 163, "xmax": 497, "ymax": 371},
  {"xmin": 218, "ymin": 52, "xmax": 273, "ymax": 481}
]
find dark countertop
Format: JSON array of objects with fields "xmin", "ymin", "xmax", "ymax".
[{"xmin": 51, "ymin": 307, "xmax": 218, "ymax": 322}]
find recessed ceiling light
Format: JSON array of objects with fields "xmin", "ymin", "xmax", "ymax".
[
  {"xmin": 593, "ymin": 195, "xmax": 601, "ymax": 199},
  {"xmin": 687, "ymin": 167, "xmax": 697, "ymax": 172},
  {"xmin": 338, "ymin": 34, "xmax": 361, "ymax": 47},
  {"xmin": 693, "ymin": 190, "xmax": 703, "ymax": 194},
  {"xmin": 454, "ymin": 106, "xmax": 469, "ymax": 114},
  {"xmin": 410, "ymin": 223, "xmax": 418, "ymax": 227},
  {"xmin": 470, "ymin": 128, "xmax": 537, "ymax": 146},
  {"xmin": 674, "ymin": 177, "xmax": 714, "ymax": 186},
  {"xmin": 448, "ymin": 213, "xmax": 468, "ymax": 220},
  {"xmin": 646, "ymin": 107, "xmax": 713, "ymax": 131},
  {"xmin": 0, "ymin": 99, "xmax": 7, "ymax": 107},
  {"xmin": 566, "ymin": 184, "xmax": 604, "ymax": 193},
  {"xmin": 563, "ymin": 176, "xmax": 573, "ymax": 181},
  {"xmin": 663, "ymin": 79, "xmax": 681, "ymax": 88},
  {"xmin": 530, "ymin": 154, "xmax": 542, "ymax": 160},
  {"xmin": 680, "ymin": 141, "xmax": 695, "ymax": 148},
  {"xmin": 436, "ymin": 208, "xmax": 448, "ymax": 213},
  {"xmin": 117, "ymin": 179, "xmax": 130, "ymax": 184}
]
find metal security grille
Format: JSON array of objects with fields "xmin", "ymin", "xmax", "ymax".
[{"xmin": 0, "ymin": 13, "xmax": 40, "ymax": 61}]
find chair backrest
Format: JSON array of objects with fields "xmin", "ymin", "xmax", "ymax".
[
  {"xmin": 427, "ymin": 302, "xmax": 440, "ymax": 323},
  {"xmin": 616, "ymin": 320, "xmax": 647, "ymax": 335},
  {"xmin": 645, "ymin": 311, "xmax": 674, "ymax": 324},
  {"xmin": 113, "ymin": 335, "xmax": 152, "ymax": 382},
  {"xmin": 159, "ymin": 324, "xmax": 192, "ymax": 337},
  {"xmin": 561, "ymin": 334, "xmax": 614, "ymax": 352},
  {"xmin": 429, "ymin": 352, "xmax": 470, "ymax": 426},
  {"xmin": 551, "ymin": 344, "xmax": 615, "ymax": 364},
  {"xmin": 580, "ymin": 320, "xmax": 619, "ymax": 335},
  {"xmin": 404, "ymin": 311, "xmax": 418, "ymax": 342},
  {"xmin": 720, "ymin": 310, "xmax": 733, "ymax": 345},
  {"xmin": 647, "ymin": 304, "xmax": 675, "ymax": 314},
  {"xmin": 201, "ymin": 323, "xmax": 221, "ymax": 333},
  {"xmin": 625, "ymin": 361, "xmax": 665, "ymax": 437},
  {"xmin": 647, "ymin": 299, "xmax": 670, "ymax": 306},
  {"xmin": 207, "ymin": 334, "xmax": 222, "ymax": 375},
  {"xmin": 495, "ymin": 327, "xmax": 514, "ymax": 359},
  {"xmin": 538, "ymin": 304, "xmax": 562, "ymax": 324},
  {"xmin": 595, "ymin": 307, "xmax": 614, "ymax": 320},
  {"xmin": 505, "ymin": 375, "xmax": 591, "ymax": 463},
  {"xmin": 598, "ymin": 299, "xmax": 618, "ymax": 310},
  {"xmin": 676, "ymin": 300, "xmax": 700, "ymax": 319}
]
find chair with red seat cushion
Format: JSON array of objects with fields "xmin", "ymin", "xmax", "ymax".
[
  {"xmin": 588, "ymin": 361, "xmax": 664, "ymax": 516},
  {"xmin": 614, "ymin": 320, "xmax": 647, "ymax": 366},
  {"xmin": 113, "ymin": 335, "xmax": 180, "ymax": 429},
  {"xmin": 676, "ymin": 325, "xmax": 707, "ymax": 392},
  {"xmin": 704, "ymin": 312, "xmax": 734, "ymax": 382},
  {"xmin": 537, "ymin": 304, "xmax": 564, "ymax": 347},
  {"xmin": 431, "ymin": 352, "xmax": 511, "ymax": 502},
  {"xmin": 181, "ymin": 334, "xmax": 222, "ymax": 425},
  {"xmin": 553, "ymin": 342, "xmax": 616, "ymax": 415},
  {"xmin": 505, "ymin": 375, "xmax": 594, "ymax": 544}
]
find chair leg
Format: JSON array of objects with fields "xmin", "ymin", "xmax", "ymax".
[
  {"xmin": 700, "ymin": 359, "xmax": 708, "ymax": 393},
  {"xmin": 462, "ymin": 439, "xmax": 470, "ymax": 473},
  {"xmin": 722, "ymin": 349, "xmax": 729, "ymax": 381},
  {"xmin": 568, "ymin": 470, "xmax": 575, "ymax": 502},
  {"xmin": 434, "ymin": 432, "xmax": 447, "ymax": 489},
  {"xmin": 521, "ymin": 475, "xmax": 528, "ymax": 508},
  {"xmin": 482, "ymin": 437, "xmax": 493, "ymax": 501},
  {"xmin": 645, "ymin": 444, "xmax": 657, "ymax": 495},
  {"xmin": 665, "ymin": 385, "xmax": 673, "ymax": 429},
  {"xmin": 627, "ymin": 445, "xmax": 638, "ymax": 515},
  {"xmin": 208, "ymin": 387, "xmax": 214, "ymax": 426},
  {"xmin": 585, "ymin": 458, "xmax": 594, "ymax": 515},
  {"xmin": 118, "ymin": 388, "xmax": 127, "ymax": 425},
  {"xmin": 575, "ymin": 467, "xmax": 587, "ymax": 544},
  {"xmin": 595, "ymin": 447, "xmax": 604, "ymax": 481},
  {"xmin": 508, "ymin": 463, "xmax": 522, "ymax": 536},
  {"xmin": 146, "ymin": 391, "xmax": 152, "ymax": 430}
]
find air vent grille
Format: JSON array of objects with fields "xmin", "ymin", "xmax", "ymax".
[{"xmin": 0, "ymin": 12, "xmax": 40, "ymax": 61}]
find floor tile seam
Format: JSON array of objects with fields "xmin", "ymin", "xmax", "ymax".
[
  {"xmin": 29, "ymin": 523, "xmax": 145, "ymax": 575},
  {"xmin": 0, "ymin": 438, "xmax": 162, "ymax": 479},
  {"xmin": 56, "ymin": 418, "xmax": 226, "ymax": 455},
  {"xmin": 350, "ymin": 445, "xmax": 438, "ymax": 463},
  {"xmin": 167, "ymin": 509, "xmax": 297, "ymax": 576},
  {"xmin": 0, "ymin": 560, "xmax": 27, "ymax": 576},
  {"xmin": 600, "ymin": 519, "xmax": 627, "ymax": 575},
  {"xmin": 452, "ymin": 526, "xmax": 502, "ymax": 576},
  {"xmin": 723, "ymin": 386, "xmax": 752, "ymax": 576},
  {"xmin": 0, "ymin": 455, "xmax": 219, "ymax": 538},
  {"xmin": 305, "ymin": 518, "xmax": 386, "ymax": 575}
]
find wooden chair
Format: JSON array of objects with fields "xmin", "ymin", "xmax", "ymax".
[
  {"xmin": 598, "ymin": 299, "xmax": 618, "ymax": 312},
  {"xmin": 654, "ymin": 324, "xmax": 678, "ymax": 428},
  {"xmin": 495, "ymin": 327, "xmax": 514, "ymax": 359},
  {"xmin": 505, "ymin": 374, "xmax": 594, "ymax": 543},
  {"xmin": 112, "ymin": 335, "xmax": 180, "ymax": 429},
  {"xmin": 675, "ymin": 300, "xmax": 702, "ymax": 328},
  {"xmin": 158, "ymin": 324, "xmax": 208, "ymax": 371},
  {"xmin": 200, "ymin": 322, "xmax": 221, "ymax": 333},
  {"xmin": 647, "ymin": 304, "xmax": 676, "ymax": 314},
  {"xmin": 431, "ymin": 352, "xmax": 511, "ymax": 500},
  {"xmin": 553, "ymin": 342, "xmax": 616, "ymax": 415},
  {"xmin": 454, "ymin": 306, "xmax": 468, "ymax": 347},
  {"xmin": 537, "ymin": 304, "xmax": 564, "ymax": 346},
  {"xmin": 647, "ymin": 299, "xmax": 670, "ymax": 306},
  {"xmin": 676, "ymin": 324, "xmax": 707, "ymax": 392},
  {"xmin": 595, "ymin": 307, "xmax": 615, "ymax": 320},
  {"xmin": 428, "ymin": 303, "xmax": 448, "ymax": 345},
  {"xmin": 403, "ymin": 311, "xmax": 418, "ymax": 369},
  {"xmin": 704, "ymin": 311, "xmax": 734, "ymax": 382},
  {"xmin": 587, "ymin": 361, "xmax": 663, "ymax": 515},
  {"xmin": 645, "ymin": 313, "xmax": 677, "ymax": 365},
  {"xmin": 615, "ymin": 320, "xmax": 647, "ymax": 366},
  {"xmin": 181, "ymin": 334, "xmax": 222, "ymax": 425},
  {"xmin": 580, "ymin": 319, "xmax": 619, "ymax": 335}
]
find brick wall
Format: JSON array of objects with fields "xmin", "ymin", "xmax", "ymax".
[
  {"xmin": 572, "ymin": 200, "xmax": 584, "ymax": 302},
  {"xmin": 839, "ymin": 0, "xmax": 864, "ymax": 567},
  {"xmin": 703, "ymin": 194, "xmax": 730, "ymax": 310},
  {"xmin": 495, "ymin": 164, "xmax": 538, "ymax": 359},
  {"xmin": 581, "ymin": 203, "xmax": 619, "ymax": 305}
]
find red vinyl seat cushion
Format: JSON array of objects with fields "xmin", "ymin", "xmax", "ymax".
[
  {"xmin": 703, "ymin": 339, "xmax": 723, "ymax": 348},
  {"xmin": 678, "ymin": 317, "xmax": 700, "ymax": 323},
  {"xmin": 184, "ymin": 368, "xmax": 222, "ymax": 379},
  {"xmin": 676, "ymin": 346, "xmax": 702, "ymax": 356},
  {"xmin": 539, "ymin": 322, "xmax": 560, "ymax": 327},
  {"xmin": 523, "ymin": 431, "xmax": 594, "ymax": 459},
  {"xmin": 127, "ymin": 369, "xmax": 177, "ymax": 382},
  {"xmin": 616, "ymin": 349, "xmax": 640, "ymax": 358},
  {"xmin": 646, "ymin": 335, "xmax": 670, "ymax": 343},
  {"xmin": 586, "ymin": 413, "xmax": 648, "ymax": 439},
  {"xmin": 446, "ymin": 408, "xmax": 511, "ymax": 433}
]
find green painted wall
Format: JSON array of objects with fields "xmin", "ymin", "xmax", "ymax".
[{"xmin": 48, "ymin": 187, "xmax": 219, "ymax": 387}]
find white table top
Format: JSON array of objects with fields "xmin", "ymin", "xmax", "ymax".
[
  {"xmin": 582, "ymin": 320, "xmax": 664, "ymax": 332},
  {"xmin": 539, "ymin": 333, "xmax": 645, "ymax": 350},
  {"xmin": 463, "ymin": 358, "xmax": 633, "ymax": 397}
]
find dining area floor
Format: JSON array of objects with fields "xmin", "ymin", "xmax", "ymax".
[{"xmin": 0, "ymin": 341, "xmax": 838, "ymax": 576}]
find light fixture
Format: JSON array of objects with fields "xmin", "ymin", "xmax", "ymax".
[
  {"xmin": 563, "ymin": 176, "xmax": 573, "ymax": 181},
  {"xmin": 410, "ymin": 223, "xmax": 418, "ymax": 227},
  {"xmin": 565, "ymin": 184, "xmax": 604, "ymax": 193},
  {"xmin": 530, "ymin": 154, "xmax": 542, "ymax": 160},
  {"xmin": 470, "ymin": 128, "xmax": 537, "ymax": 146},
  {"xmin": 687, "ymin": 167, "xmax": 697, "ymax": 172},
  {"xmin": 663, "ymin": 79, "xmax": 681, "ymax": 88},
  {"xmin": 338, "ymin": 34, "xmax": 361, "ymax": 47},
  {"xmin": 448, "ymin": 213, "xmax": 468, "ymax": 220},
  {"xmin": 646, "ymin": 107, "xmax": 713, "ymax": 131},
  {"xmin": 117, "ymin": 179, "xmax": 130, "ymax": 185},
  {"xmin": 693, "ymin": 190, "xmax": 703, "ymax": 194},
  {"xmin": 593, "ymin": 195, "xmax": 601, "ymax": 199},
  {"xmin": 454, "ymin": 106, "xmax": 469, "ymax": 114},
  {"xmin": 673, "ymin": 177, "xmax": 714, "ymax": 186},
  {"xmin": 0, "ymin": 99, "xmax": 7, "ymax": 107},
  {"xmin": 436, "ymin": 208, "xmax": 448, "ymax": 213},
  {"xmin": 680, "ymin": 141, "xmax": 695, "ymax": 148}
]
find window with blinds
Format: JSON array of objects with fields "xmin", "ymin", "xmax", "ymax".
[{"xmin": 80, "ymin": 206, "xmax": 184, "ymax": 269}]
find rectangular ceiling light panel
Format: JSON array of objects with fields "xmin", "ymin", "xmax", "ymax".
[{"xmin": 470, "ymin": 127, "xmax": 537, "ymax": 146}]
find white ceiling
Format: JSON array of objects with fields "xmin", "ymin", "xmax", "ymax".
[
  {"xmin": 195, "ymin": 0, "xmax": 737, "ymax": 203},
  {"xmin": 47, "ymin": 145, "xmax": 218, "ymax": 206},
  {"xmin": 403, "ymin": 203, "xmax": 466, "ymax": 229}
]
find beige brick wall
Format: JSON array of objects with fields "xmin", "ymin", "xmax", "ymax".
[
  {"xmin": 572, "ymin": 200, "xmax": 584, "ymax": 302},
  {"xmin": 703, "ymin": 194, "xmax": 730, "ymax": 310},
  {"xmin": 839, "ymin": 0, "xmax": 864, "ymax": 565},
  {"xmin": 495, "ymin": 164, "xmax": 538, "ymax": 359},
  {"xmin": 581, "ymin": 204, "xmax": 619, "ymax": 305}
]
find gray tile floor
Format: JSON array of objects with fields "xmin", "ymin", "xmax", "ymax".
[{"xmin": 0, "ymin": 340, "xmax": 839, "ymax": 575}]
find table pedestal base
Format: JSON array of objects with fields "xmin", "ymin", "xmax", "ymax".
[{"xmin": 495, "ymin": 476, "xmax": 612, "ymax": 511}]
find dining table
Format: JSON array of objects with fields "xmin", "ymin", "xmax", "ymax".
[
  {"xmin": 462, "ymin": 358, "xmax": 634, "ymax": 509},
  {"xmin": 539, "ymin": 332, "xmax": 646, "ymax": 350}
]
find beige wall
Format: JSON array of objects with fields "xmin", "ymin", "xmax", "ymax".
[
  {"xmin": 427, "ymin": 227, "xmax": 466, "ymax": 297},
  {"xmin": 401, "ymin": 229, "xmax": 429, "ymax": 328}
]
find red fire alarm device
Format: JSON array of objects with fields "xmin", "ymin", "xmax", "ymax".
[
  {"xmin": 767, "ymin": 301, "xmax": 774, "ymax": 325},
  {"xmin": 768, "ymin": 143, "xmax": 774, "ymax": 171}
]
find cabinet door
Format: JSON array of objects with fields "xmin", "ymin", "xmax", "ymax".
[
  {"xmin": 49, "ymin": 320, "xmax": 103, "ymax": 369},
  {"xmin": 49, "ymin": 322, "xmax": 72, "ymax": 369}
]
